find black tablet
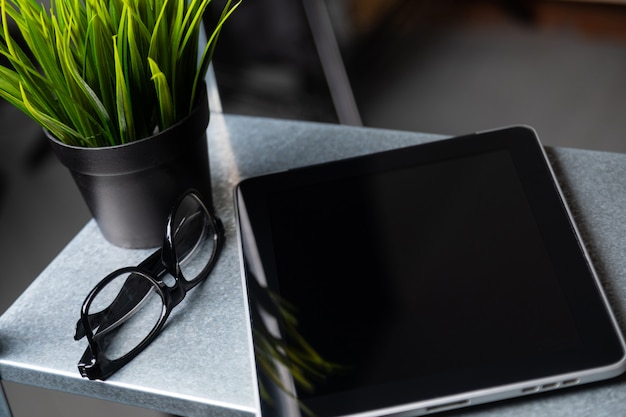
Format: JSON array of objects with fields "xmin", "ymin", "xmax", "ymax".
[{"xmin": 234, "ymin": 126, "xmax": 626, "ymax": 416}]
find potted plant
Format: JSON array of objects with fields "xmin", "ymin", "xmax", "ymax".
[{"xmin": 0, "ymin": 0, "xmax": 239, "ymax": 248}]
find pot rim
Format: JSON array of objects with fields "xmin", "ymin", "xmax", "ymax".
[
  {"xmin": 47, "ymin": 83, "xmax": 209, "ymax": 151},
  {"xmin": 47, "ymin": 85, "xmax": 210, "ymax": 176}
]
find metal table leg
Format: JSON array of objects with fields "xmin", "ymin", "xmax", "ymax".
[{"xmin": 301, "ymin": 0, "xmax": 362, "ymax": 126}]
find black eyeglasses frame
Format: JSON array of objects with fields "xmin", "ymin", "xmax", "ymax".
[{"xmin": 75, "ymin": 190, "xmax": 224, "ymax": 380}]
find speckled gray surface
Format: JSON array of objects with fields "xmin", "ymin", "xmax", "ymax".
[{"xmin": 0, "ymin": 114, "xmax": 625, "ymax": 417}]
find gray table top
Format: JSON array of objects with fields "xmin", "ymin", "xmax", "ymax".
[{"xmin": 0, "ymin": 113, "xmax": 625, "ymax": 417}]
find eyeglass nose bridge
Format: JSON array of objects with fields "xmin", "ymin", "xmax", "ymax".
[{"xmin": 163, "ymin": 269, "xmax": 188, "ymax": 307}]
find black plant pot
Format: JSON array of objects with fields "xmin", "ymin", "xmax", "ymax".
[{"xmin": 47, "ymin": 87, "xmax": 212, "ymax": 249}]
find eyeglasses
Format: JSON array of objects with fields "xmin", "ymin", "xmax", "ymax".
[{"xmin": 74, "ymin": 190, "xmax": 224, "ymax": 380}]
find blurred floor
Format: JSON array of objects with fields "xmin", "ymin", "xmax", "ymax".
[{"xmin": 1, "ymin": 1, "xmax": 626, "ymax": 416}]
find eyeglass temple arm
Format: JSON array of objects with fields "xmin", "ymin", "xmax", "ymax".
[{"xmin": 74, "ymin": 250, "xmax": 165, "ymax": 340}]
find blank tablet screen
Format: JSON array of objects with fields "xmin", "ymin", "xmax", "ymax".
[{"xmin": 236, "ymin": 126, "xmax": 625, "ymax": 416}]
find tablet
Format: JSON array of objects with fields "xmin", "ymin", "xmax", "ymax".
[{"xmin": 234, "ymin": 126, "xmax": 626, "ymax": 417}]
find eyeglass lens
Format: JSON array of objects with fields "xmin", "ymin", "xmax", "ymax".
[
  {"xmin": 172, "ymin": 193, "xmax": 216, "ymax": 282},
  {"xmin": 89, "ymin": 271, "xmax": 165, "ymax": 361}
]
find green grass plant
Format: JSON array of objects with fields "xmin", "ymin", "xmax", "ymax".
[{"xmin": 0, "ymin": 0, "xmax": 239, "ymax": 147}]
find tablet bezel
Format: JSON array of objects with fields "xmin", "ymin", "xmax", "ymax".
[{"xmin": 235, "ymin": 126, "xmax": 626, "ymax": 416}]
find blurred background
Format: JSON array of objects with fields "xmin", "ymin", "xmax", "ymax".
[
  {"xmin": 1, "ymin": 0, "xmax": 625, "ymax": 415},
  {"xmin": 212, "ymin": 0, "xmax": 626, "ymax": 151}
]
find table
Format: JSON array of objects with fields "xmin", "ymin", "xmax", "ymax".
[{"xmin": 1, "ymin": 113, "xmax": 625, "ymax": 417}]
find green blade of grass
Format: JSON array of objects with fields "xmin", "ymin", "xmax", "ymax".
[
  {"xmin": 124, "ymin": 3, "xmax": 154, "ymax": 138},
  {"xmin": 86, "ymin": 10, "xmax": 117, "ymax": 127},
  {"xmin": 60, "ymin": 26, "xmax": 115, "ymax": 143},
  {"xmin": 192, "ymin": 0, "xmax": 241, "ymax": 108},
  {"xmin": 148, "ymin": 56, "xmax": 174, "ymax": 128},
  {"xmin": 19, "ymin": 82, "xmax": 84, "ymax": 145},
  {"xmin": 113, "ymin": 34, "xmax": 134, "ymax": 144}
]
